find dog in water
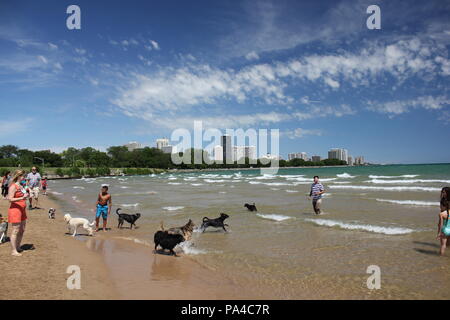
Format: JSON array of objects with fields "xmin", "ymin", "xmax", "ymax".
[
  {"xmin": 201, "ymin": 213, "xmax": 229, "ymax": 232},
  {"xmin": 116, "ymin": 208, "xmax": 141, "ymax": 229},
  {"xmin": 244, "ymin": 203, "xmax": 257, "ymax": 212},
  {"xmin": 48, "ymin": 208, "xmax": 56, "ymax": 219},
  {"xmin": 161, "ymin": 219, "xmax": 195, "ymax": 241},
  {"xmin": 63, "ymin": 213, "xmax": 95, "ymax": 237},
  {"xmin": 0, "ymin": 214, "xmax": 8, "ymax": 244},
  {"xmin": 154, "ymin": 230, "xmax": 185, "ymax": 256}
]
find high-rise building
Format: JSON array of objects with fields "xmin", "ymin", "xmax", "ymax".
[
  {"xmin": 214, "ymin": 145, "xmax": 223, "ymax": 162},
  {"xmin": 156, "ymin": 138, "xmax": 169, "ymax": 150},
  {"xmin": 311, "ymin": 155, "xmax": 321, "ymax": 162},
  {"xmin": 221, "ymin": 135, "xmax": 232, "ymax": 163},
  {"xmin": 233, "ymin": 146, "xmax": 257, "ymax": 161},
  {"xmin": 124, "ymin": 141, "xmax": 142, "ymax": 151},
  {"xmin": 347, "ymin": 155, "xmax": 353, "ymax": 166},
  {"xmin": 328, "ymin": 148, "xmax": 348, "ymax": 162},
  {"xmin": 354, "ymin": 156, "xmax": 365, "ymax": 165},
  {"xmin": 288, "ymin": 152, "xmax": 308, "ymax": 161}
]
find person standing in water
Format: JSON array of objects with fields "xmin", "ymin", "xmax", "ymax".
[
  {"xmin": 95, "ymin": 184, "xmax": 112, "ymax": 232},
  {"xmin": 437, "ymin": 187, "xmax": 450, "ymax": 256},
  {"xmin": 309, "ymin": 175, "xmax": 325, "ymax": 214}
]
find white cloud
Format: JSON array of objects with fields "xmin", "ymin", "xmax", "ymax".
[
  {"xmin": 245, "ymin": 51, "xmax": 259, "ymax": 61},
  {"xmin": 0, "ymin": 118, "xmax": 34, "ymax": 136},
  {"xmin": 284, "ymin": 128, "xmax": 323, "ymax": 139},
  {"xmin": 150, "ymin": 40, "xmax": 160, "ymax": 50},
  {"xmin": 368, "ymin": 96, "xmax": 450, "ymax": 115}
]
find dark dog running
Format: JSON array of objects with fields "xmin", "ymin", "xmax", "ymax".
[
  {"xmin": 244, "ymin": 203, "xmax": 257, "ymax": 212},
  {"xmin": 154, "ymin": 230, "xmax": 185, "ymax": 256},
  {"xmin": 116, "ymin": 208, "xmax": 141, "ymax": 229},
  {"xmin": 48, "ymin": 208, "xmax": 56, "ymax": 219},
  {"xmin": 201, "ymin": 213, "xmax": 229, "ymax": 233}
]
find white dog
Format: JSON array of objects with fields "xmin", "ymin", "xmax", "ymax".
[{"xmin": 64, "ymin": 213, "xmax": 95, "ymax": 237}]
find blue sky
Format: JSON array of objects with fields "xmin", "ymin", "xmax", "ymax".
[{"xmin": 0, "ymin": 0, "xmax": 449, "ymax": 164}]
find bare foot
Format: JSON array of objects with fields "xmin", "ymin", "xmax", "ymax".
[{"xmin": 11, "ymin": 251, "xmax": 22, "ymax": 257}]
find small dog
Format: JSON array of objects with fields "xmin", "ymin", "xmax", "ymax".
[
  {"xmin": 161, "ymin": 219, "xmax": 195, "ymax": 241},
  {"xmin": 201, "ymin": 213, "xmax": 229, "ymax": 232},
  {"xmin": 0, "ymin": 214, "xmax": 8, "ymax": 244},
  {"xmin": 116, "ymin": 208, "xmax": 141, "ymax": 229},
  {"xmin": 154, "ymin": 230, "xmax": 185, "ymax": 256},
  {"xmin": 48, "ymin": 208, "xmax": 56, "ymax": 219},
  {"xmin": 244, "ymin": 203, "xmax": 257, "ymax": 212},
  {"xmin": 63, "ymin": 213, "xmax": 95, "ymax": 237}
]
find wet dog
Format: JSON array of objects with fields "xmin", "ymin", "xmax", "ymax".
[
  {"xmin": 116, "ymin": 208, "xmax": 141, "ymax": 229},
  {"xmin": 48, "ymin": 208, "xmax": 56, "ymax": 219},
  {"xmin": 154, "ymin": 230, "xmax": 185, "ymax": 256},
  {"xmin": 63, "ymin": 213, "xmax": 95, "ymax": 237},
  {"xmin": 161, "ymin": 219, "xmax": 195, "ymax": 241},
  {"xmin": 244, "ymin": 203, "xmax": 257, "ymax": 212},
  {"xmin": 0, "ymin": 214, "xmax": 8, "ymax": 243},
  {"xmin": 201, "ymin": 213, "xmax": 229, "ymax": 232}
]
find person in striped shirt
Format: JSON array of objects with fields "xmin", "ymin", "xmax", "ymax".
[{"xmin": 309, "ymin": 176, "xmax": 325, "ymax": 214}]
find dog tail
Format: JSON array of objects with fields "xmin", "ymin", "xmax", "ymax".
[
  {"xmin": 116, "ymin": 208, "xmax": 122, "ymax": 215},
  {"xmin": 159, "ymin": 221, "xmax": 165, "ymax": 231},
  {"xmin": 202, "ymin": 217, "xmax": 209, "ymax": 223},
  {"xmin": 89, "ymin": 220, "xmax": 96, "ymax": 227}
]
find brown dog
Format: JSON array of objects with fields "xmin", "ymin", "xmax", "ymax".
[{"xmin": 160, "ymin": 219, "xmax": 195, "ymax": 241}]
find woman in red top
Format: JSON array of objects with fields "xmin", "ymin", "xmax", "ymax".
[{"xmin": 8, "ymin": 170, "xmax": 29, "ymax": 256}]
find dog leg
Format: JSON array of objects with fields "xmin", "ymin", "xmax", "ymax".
[
  {"xmin": 72, "ymin": 226, "xmax": 77, "ymax": 237},
  {"xmin": 222, "ymin": 226, "xmax": 228, "ymax": 232},
  {"xmin": 170, "ymin": 249, "xmax": 177, "ymax": 256}
]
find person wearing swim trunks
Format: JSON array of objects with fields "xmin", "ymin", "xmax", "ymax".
[
  {"xmin": 26, "ymin": 167, "xmax": 41, "ymax": 210},
  {"xmin": 95, "ymin": 184, "xmax": 112, "ymax": 232},
  {"xmin": 309, "ymin": 175, "xmax": 325, "ymax": 215},
  {"xmin": 437, "ymin": 187, "xmax": 450, "ymax": 256}
]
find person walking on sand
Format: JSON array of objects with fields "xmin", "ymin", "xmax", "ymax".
[
  {"xmin": 2, "ymin": 171, "xmax": 11, "ymax": 199},
  {"xmin": 26, "ymin": 167, "xmax": 41, "ymax": 210},
  {"xmin": 7, "ymin": 170, "xmax": 29, "ymax": 256},
  {"xmin": 437, "ymin": 187, "xmax": 450, "ymax": 256},
  {"xmin": 309, "ymin": 175, "xmax": 325, "ymax": 215},
  {"xmin": 95, "ymin": 184, "xmax": 112, "ymax": 232}
]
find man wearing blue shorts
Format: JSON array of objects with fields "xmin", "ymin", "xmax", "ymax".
[{"xmin": 95, "ymin": 184, "xmax": 112, "ymax": 232}]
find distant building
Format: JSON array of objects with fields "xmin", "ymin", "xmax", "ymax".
[
  {"xmin": 311, "ymin": 155, "xmax": 321, "ymax": 162},
  {"xmin": 328, "ymin": 148, "xmax": 348, "ymax": 162},
  {"xmin": 156, "ymin": 138, "xmax": 169, "ymax": 150},
  {"xmin": 288, "ymin": 152, "xmax": 308, "ymax": 161},
  {"xmin": 214, "ymin": 145, "xmax": 223, "ymax": 162},
  {"xmin": 161, "ymin": 146, "xmax": 176, "ymax": 154},
  {"xmin": 221, "ymin": 135, "xmax": 232, "ymax": 163},
  {"xmin": 124, "ymin": 141, "xmax": 142, "ymax": 151},
  {"xmin": 354, "ymin": 156, "xmax": 365, "ymax": 165},
  {"xmin": 233, "ymin": 146, "xmax": 257, "ymax": 161},
  {"xmin": 260, "ymin": 153, "xmax": 282, "ymax": 161},
  {"xmin": 347, "ymin": 156, "xmax": 353, "ymax": 166}
]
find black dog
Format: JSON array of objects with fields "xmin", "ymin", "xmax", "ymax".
[
  {"xmin": 116, "ymin": 208, "xmax": 141, "ymax": 229},
  {"xmin": 154, "ymin": 230, "xmax": 185, "ymax": 256},
  {"xmin": 201, "ymin": 213, "xmax": 229, "ymax": 232},
  {"xmin": 244, "ymin": 203, "xmax": 257, "ymax": 212}
]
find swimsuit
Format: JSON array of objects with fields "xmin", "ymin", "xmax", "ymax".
[
  {"xmin": 442, "ymin": 211, "xmax": 450, "ymax": 237},
  {"xmin": 8, "ymin": 184, "xmax": 27, "ymax": 223},
  {"xmin": 96, "ymin": 204, "xmax": 109, "ymax": 219}
]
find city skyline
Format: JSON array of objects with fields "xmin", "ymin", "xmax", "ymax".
[{"xmin": 0, "ymin": 1, "xmax": 449, "ymax": 164}]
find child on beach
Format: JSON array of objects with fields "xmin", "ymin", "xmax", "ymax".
[
  {"xmin": 41, "ymin": 177, "xmax": 48, "ymax": 195},
  {"xmin": 95, "ymin": 184, "xmax": 112, "ymax": 232},
  {"xmin": 437, "ymin": 187, "xmax": 450, "ymax": 256}
]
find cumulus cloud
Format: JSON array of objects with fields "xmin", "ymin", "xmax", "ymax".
[
  {"xmin": 245, "ymin": 51, "xmax": 259, "ymax": 61},
  {"xmin": 284, "ymin": 128, "xmax": 323, "ymax": 139},
  {"xmin": 368, "ymin": 96, "xmax": 450, "ymax": 115}
]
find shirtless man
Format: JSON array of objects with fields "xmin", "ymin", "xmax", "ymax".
[{"xmin": 95, "ymin": 184, "xmax": 112, "ymax": 232}]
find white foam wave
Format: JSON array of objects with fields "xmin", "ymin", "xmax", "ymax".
[
  {"xmin": 336, "ymin": 173, "xmax": 356, "ymax": 178},
  {"xmin": 375, "ymin": 199, "xmax": 439, "ymax": 206},
  {"xmin": 179, "ymin": 241, "xmax": 207, "ymax": 255},
  {"xmin": 368, "ymin": 179, "xmax": 450, "ymax": 184},
  {"xmin": 369, "ymin": 174, "xmax": 419, "ymax": 179},
  {"xmin": 73, "ymin": 186, "xmax": 85, "ymax": 189},
  {"xmin": 256, "ymin": 214, "xmax": 292, "ymax": 221},
  {"xmin": 162, "ymin": 206, "xmax": 185, "ymax": 211},
  {"xmin": 168, "ymin": 182, "xmax": 182, "ymax": 185},
  {"xmin": 120, "ymin": 203, "xmax": 139, "ymax": 208},
  {"xmin": 306, "ymin": 218, "xmax": 414, "ymax": 235},
  {"xmin": 204, "ymin": 179, "xmax": 225, "ymax": 183},
  {"xmin": 191, "ymin": 183, "xmax": 204, "ymax": 186},
  {"xmin": 51, "ymin": 191, "xmax": 63, "ymax": 195},
  {"xmin": 329, "ymin": 185, "xmax": 440, "ymax": 192},
  {"xmin": 286, "ymin": 190, "xmax": 298, "ymax": 193}
]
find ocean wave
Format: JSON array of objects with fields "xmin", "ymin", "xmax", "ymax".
[
  {"xmin": 73, "ymin": 186, "xmax": 85, "ymax": 189},
  {"xmin": 368, "ymin": 179, "xmax": 450, "ymax": 184},
  {"xmin": 120, "ymin": 203, "xmax": 140, "ymax": 208},
  {"xmin": 168, "ymin": 182, "xmax": 182, "ymax": 185},
  {"xmin": 204, "ymin": 179, "xmax": 226, "ymax": 183},
  {"xmin": 249, "ymin": 181, "xmax": 291, "ymax": 186},
  {"xmin": 337, "ymin": 173, "xmax": 356, "ymax": 178},
  {"xmin": 368, "ymin": 174, "xmax": 419, "ymax": 179},
  {"xmin": 179, "ymin": 241, "xmax": 207, "ymax": 255},
  {"xmin": 120, "ymin": 186, "xmax": 130, "ymax": 189},
  {"xmin": 256, "ymin": 214, "xmax": 292, "ymax": 221},
  {"xmin": 286, "ymin": 190, "xmax": 298, "ymax": 193},
  {"xmin": 162, "ymin": 206, "xmax": 185, "ymax": 211},
  {"xmin": 255, "ymin": 174, "xmax": 276, "ymax": 180},
  {"xmin": 305, "ymin": 218, "xmax": 414, "ymax": 235},
  {"xmin": 50, "ymin": 191, "xmax": 63, "ymax": 195},
  {"xmin": 191, "ymin": 183, "xmax": 204, "ymax": 186},
  {"xmin": 329, "ymin": 185, "xmax": 440, "ymax": 192},
  {"xmin": 375, "ymin": 199, "xmax": 439, "ymax": 206}
]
